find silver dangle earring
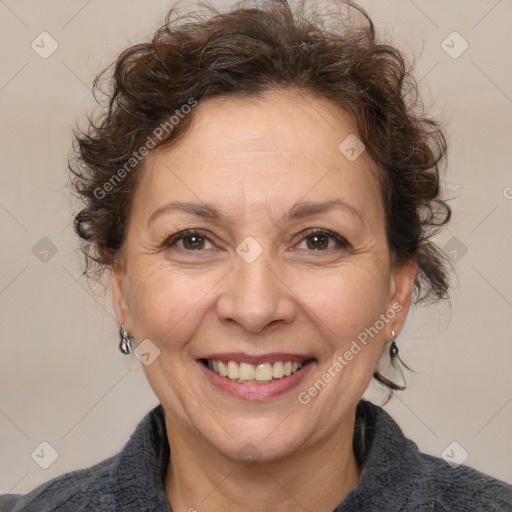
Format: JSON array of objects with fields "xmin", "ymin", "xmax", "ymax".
[
  {"xmin": 119, "ymin": 323, "xmax": 131, "ymax": 355},
  {"xmin": 389, "ymin": 329, "xmax": 399, "ymax": 360}
]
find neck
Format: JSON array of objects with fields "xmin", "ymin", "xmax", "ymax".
[{"xmin": 163, "ymin": 408, "xmax": 361, "ymax": 512}]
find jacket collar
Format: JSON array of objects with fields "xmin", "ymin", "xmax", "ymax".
[
  {"xmin": 110, "ymin": 404, "xmax": 171, "ymax": 511},
  {"xmin": 335, "ymin": 400, "xmax": 436, "ymax": 511}
]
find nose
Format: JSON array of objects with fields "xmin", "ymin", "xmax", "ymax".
[{"xmin": 216, "ymin": 247, "xmax": 297, "ymax": 334}]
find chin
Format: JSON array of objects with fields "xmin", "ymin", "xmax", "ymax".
[{"xmin": 198, "ymin": 412, "xmax": 313, "ymax": 464}]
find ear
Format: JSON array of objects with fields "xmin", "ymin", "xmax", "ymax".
[
  {"xmin": 386, "ymin": 259, "xmax": 417, "ymax": 336},
  {"xmin": 110, "ymin": 264, "xmax": 132, "ymax": 331}
]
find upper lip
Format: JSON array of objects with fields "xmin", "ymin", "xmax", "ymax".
[{"xmin": 198, "ymin": 352, "xmax": 315, "ymax": 365}]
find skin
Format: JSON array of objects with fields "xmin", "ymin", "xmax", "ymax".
[{"xmin": 111, "ymin": 88, "xmax": 417, "ymax": 512}]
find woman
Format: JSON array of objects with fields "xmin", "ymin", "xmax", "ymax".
[{"xmin": 1, "ymin": 0, "xmax": 510, "ymax": 510}]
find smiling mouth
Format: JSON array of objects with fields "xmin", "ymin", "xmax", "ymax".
[{"xmin": 199, "ymin": 358, "xmax": 315, "ymax": 384}]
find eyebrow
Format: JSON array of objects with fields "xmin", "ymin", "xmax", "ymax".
[{"xmin": 147, "ymin": 199, "xmax": 363, "ymax": 226}]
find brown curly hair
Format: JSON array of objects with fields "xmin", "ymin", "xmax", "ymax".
[{"xmin": 70, "ymin": 0, "xmax": 452, "ymax": 391}]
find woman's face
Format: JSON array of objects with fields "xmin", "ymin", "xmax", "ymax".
[{"xmin": 112, "ymin": 89, "xmax": 416, "ymax": 463}]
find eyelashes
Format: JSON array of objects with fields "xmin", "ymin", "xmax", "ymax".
[
  {"xmin": 162, "ymin": 228, "xmax": 350, "ymax": 253},
  {"xmin": 162, "ymin": 229, "xmax": 212, "ymax": 251},
  {"xmin": 296, "ymin": 228, "xmax": 349, "ymax": 251}
]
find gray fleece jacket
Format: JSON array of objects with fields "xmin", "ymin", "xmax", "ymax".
[{"xmin": 1, "ymin": 400, "xmax": 510, "ymax": 511}]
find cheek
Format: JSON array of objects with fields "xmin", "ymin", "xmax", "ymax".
[
  {"xmin": 296, "ymin": 264, "xmax": 389, "ymax": 337},
  {"xmin": 127, "ymin": 264, "xmax": 213, "ymax": 346},
  {"xmin": 126, "ymin": 251, "xmax": 391, "ymax": 358}
]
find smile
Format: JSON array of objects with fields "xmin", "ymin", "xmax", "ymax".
[{"xmin": 201, "ymin": 358, "xmax": 313, "ymax": 383}]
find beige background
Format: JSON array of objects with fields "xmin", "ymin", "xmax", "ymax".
[{"xmin": 1, "ymin": 0, "xmax": 511, "ymax": 494}]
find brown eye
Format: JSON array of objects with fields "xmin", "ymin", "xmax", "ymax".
[
  {"xmin": 306, "ymin": 233, "xmax": 329, "ymax": 250},
  {"xmin": 182, "ymin": 234, "xmax": 206, "ymax": 250},
  {"xmin": 163, "ymin": 229, "xmax": 214, "ymax": 251},
  {"xmin": 297, "ymin": 229, "xmax": 349, "ymax": 252}
]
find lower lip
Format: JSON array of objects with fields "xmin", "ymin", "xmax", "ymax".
[{"xmin": 197, "ymin": 360, "xmax": 316, "ymax": 401}]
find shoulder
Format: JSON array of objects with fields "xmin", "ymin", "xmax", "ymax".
[
  {"xmin": 0, "ymin": 456, "xmax": 116, "ymax": 512},
  {"xmin": 0, "ymin": 404, "xmax": 169, "ymax": 512},
  {"xmin": 415, "ymin": 450, "xmax": 512, "ymax": 511},
  {"xmin": 355, "ymin": 400, "xmax": 512, "ymax": 511}
]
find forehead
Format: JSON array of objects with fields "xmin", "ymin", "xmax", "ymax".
[{"xmin": 135, "ymin": 89, "xmax": 383, "ymax": 227}]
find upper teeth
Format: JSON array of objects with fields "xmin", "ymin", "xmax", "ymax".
[{"xmin": 207, "ymin": 360, "xmax": 304, "ymax": 382}]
